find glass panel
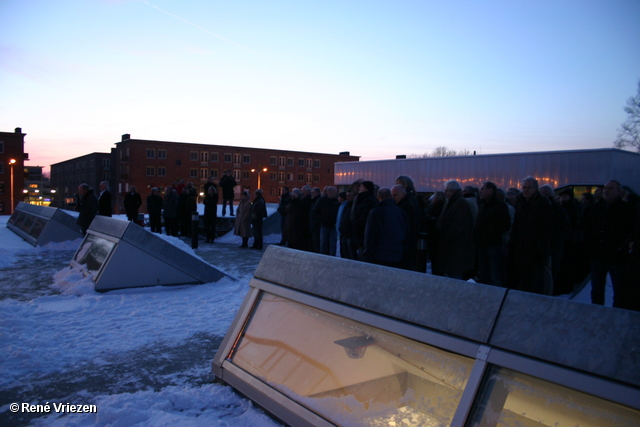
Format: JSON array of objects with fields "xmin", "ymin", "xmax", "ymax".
[
  {"xmin": 468, "ymin": 366, "xmax": 640, "ymax": 427},
  {"xmin": 72, "ymin": 235, "xmax": 116, "ymax": 280},
  {"xmin": 229, "ymin": 293, "xmax": 474, "ymax": 426},
  {"xmin": 28, "ymin": 217, "xmax": 47, "ymax": 239},
  {"xmin": 20, "ymin": 214, "xmax": 36, "ymax": 233}
]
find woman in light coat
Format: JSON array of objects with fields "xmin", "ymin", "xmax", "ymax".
[{"xmin": 234, "ymin": 190, "xmax": 252, "ymax": 248}]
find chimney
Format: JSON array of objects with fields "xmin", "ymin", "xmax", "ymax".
[
  {"xmin": 15, "ymin": 127, "xmax": 22, "ymax": 134},
  {"xmin": 339, "ymin": 151, "xmax": 350, "ymax": 156},
  {"xmin": 396, "ymin": 155, "xmax": 406, "ymax": 159},
  {"xmin": 122, "ymin": 134, "xmax": 131, "ymax": 141}
]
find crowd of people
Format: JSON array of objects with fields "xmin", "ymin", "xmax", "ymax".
[
  {"xmin": 275, "ymin": 175, "xmax": 640, "ymax": 312},
  {"xmin": 74, "ymin": 172, "xmax": 639, "ymax": 311}
]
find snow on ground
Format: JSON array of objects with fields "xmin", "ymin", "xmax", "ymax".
[
  {"xmin": 0, "ymin": 207, "xmax": 613, "ymax": 426},
  {"xmin": 0, "ymin": 214, "xmax": 282, "ymax": 427}
]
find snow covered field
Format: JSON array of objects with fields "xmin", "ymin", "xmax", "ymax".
[
  {"xmin": 0, "ymin": 209, "xmax": 611, "ymax": 427},
  {"xmin": 0, "ymin": 214, "xmax": 282, "ymax": 427}
]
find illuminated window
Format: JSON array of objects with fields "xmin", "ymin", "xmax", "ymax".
[
  {"xmin": 230, "ymin": 293, "xmax": 474, "ymax": 426},
  {"xmin": 468, "ymin": 366, "xmax": 640, "ymax": 426}
]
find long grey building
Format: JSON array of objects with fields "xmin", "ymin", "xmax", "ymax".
[{"xmin": 335, "ymin": 148, "xmax": 640, "ymax": 193}]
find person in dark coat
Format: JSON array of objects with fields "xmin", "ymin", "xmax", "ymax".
[
  {"xmin": 435, "ymin": 180, "xmax": 475, "ymax": 280},
  {"xmin": 235, "ymin": 190, "xmax": 253, "ymax": 248},
  {"xmin": 181, "ymin": 188, "xmax": 197, "ymax": 237},
  {"xmin": 308, "ymin": 187, "xmax": 322, "ymax": 253},
  {"xmin": 163, "ymin": 188, "xmax": 179, "ymax": 237},
  {"xmin": 474, "ymin": 181, "xmax": 511, "ymax": 286},
  {"xmin": 298, "ymin": 186, "xmax": 314, "ymax": 251},
  {"xmin": 76, "ymin": 183, "xmax": 98, "ymax": 236},
  {"xmin": 97, "ymin": 181, "xmax": 112, "ymax": 217},
  {"xmin": 582, "ymin": 180, "xmax": 638, "ymax": 308},
  {"xmin": 285, "ymin": 188, "xmax": 309, "ymax": 251},
  {"xmin": 250, "ymin": 189, "xmax": 268, "ymax": 250},
  {"xmin": 363, "ymin": 187, "xmax": 408, "ymax": 268},
  {"xmin": 219, "ymin": 170, "xmax": 237, "ymax": 216},
  {"xmin": 391, "ymin": 185, "xmax": 419, "ymax": 271},
  {"xmin": 425, "ymin": 191, "xmax": 446, "ymax": 274},
  {"xmin": 124, "ymin": 185, "xmax": 142, "ymax": 223},
  {"xmin": 351, "ymin": 181, "xmax": 378, "ymax": 261},
  {"xmin": 509, "ymin": 176, "xmax": 553, "ymax": 295},
  {"xmin": 203, "ymin": 185, "xmax": 218, "ymax": 243},
  {"xmin": 539, "ymin": 184, "xmax": 571, "ymax": 295},
  {"xmin": 146, "ymin": 187, "xmax": 163, "ymax": 233},
  {"xmin": 277, "ymin": 187, "xmax": 291, "ymax": 246},
  {"xmin": 314, "ymin": 186, "xmax": 340, "ymax": 255}
]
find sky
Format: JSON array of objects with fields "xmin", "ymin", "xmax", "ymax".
[{"xmin": 1, "ymin": 0, "xmax": 640, "ymax": 173}]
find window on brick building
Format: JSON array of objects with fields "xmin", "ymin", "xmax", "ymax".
[
  {"xmin": 298, "ymin": 158, "xmax": 305, "ymax": 167},
  {"xmin": 233, "ymin": 170, "xmax": 241, "ymax": 181},
  {"xmin": 190, "ymin": 151, "xmax": 198, "ymax": 161},
  {"xmin": 270, "ymin": 172, "xmax": 277, "ymax": 180},
  {"xmin": 147, "ymin": 148, "xmax": 155, "ymax": 159},
  {"xmin": 270, "ymin": 156, "xmax": 277, "ymax": 165},
  {"xmin": 158, "ymin": 149, "xmax": 167, "ymax": 159},
  {"xmin": 211, "ymin": 152, "xmax": 219, "ymax": 162},
  {"xmin": 146, "ymin": 166, "xmax": 155, "ymax": 176},
  {"xmin": 287, "ymin": 157, "xmax": 294, "ymax": 166},
  {"xmin": 278, "ymin": 172, "xmax": 285, "ymax": 182},
  {"xmin": 201, "ymin": 152, "xmax": 209, "ymax": 163},
  {"xmin": 158, "ymin": 167, "xmax": 166, "ymax": 177},
  {"xmin": 224, "ymin": 153, "xmax": 231, "ymax": 163},
  {"xmin": 243, "ymin": 154, "xmax": 251, "ymax": 163},
  {"xmin": 314, "ymin": 159, "xmax": 320, "ymax": 168},
  {"xmin": 190, "ymin": 168, "xmax": 198, "ymax": 178},
  {"xmin": 234, "ymin": 153, "xmax": 241, "ymax": 164},
  {"xmin": 314, "ymin": 174, "xmax": 320, "ymax": 182},
  {"xmin": 242, "ymin": 170, "xmax": 250, "ymax": 180},
  {"xmin": 200, "ymin": 168, "xmax": 208, "ymax": 179},
  {"xmin": 298, "ymin": 173, "xmax": 304, "ymax": 181},
  {"xmin": 279, "ymin": 157, "xmax": 285, "ymax": 167},
  {"xmin": 210, "ymin": 169, "xmax": 218, "ymax": 178}
]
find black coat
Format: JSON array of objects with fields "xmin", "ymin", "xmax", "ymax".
[
  {"xmin": 582, "ymin": 198, "xmax": 638, "ymax": 263},
  {"xmin": 219, "ymin": 175, "xmax": 237, "ymax": 198},
  {"xmin": 363, "ymin": 198, "xmax": 408, "ymax": 264},
  {"xmin": 314, "ymin": 196, "xmax": 340, "ymax": 229},
  {"xmin": 124, "ymin": 192, "xmax": 142, "ymax": 217},
  {"xmin": 351, "ymin": 190, "xmax": 378, "ymax": 245},
  {"xmin": 147, "ymin": 194, "xmax": 163, "ymax": 215},
  {"xmin": 286, "ymin": 198, "xmax": 310, "ymax": 250},
  {"xmin": 474, "ymin": 196, "xmax": 511, "ymax": 247},
  {"xmin": 76, "ymin": 190, "xmax": 98, "ymax": 232},
  {"xmin": 510, "ymin": 192, "xmax": 553, "ymax": 266},
  {"xmin": 98, "ymin": 190, "xmax": 112, "ymax": 217}
]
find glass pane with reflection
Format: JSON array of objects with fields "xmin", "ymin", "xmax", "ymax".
[
  {"xmin": 468, "ymin": 366, "xmax": 640, "ymax": 427},
  {"xmin": 229, "ymin": 292, "xmax": 474, "ymax": 426}
]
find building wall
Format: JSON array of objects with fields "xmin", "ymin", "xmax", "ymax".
[
  {"xmin": 50, "ymin": 152, "xmax": 114, "ymax": 210},
  {"xmin": 0, "ymin": 128, "xmax": 28, "ymax": 215},
  {"xmin": 114, "ymin": 135, "xmax": 359, "ymax": 212}
]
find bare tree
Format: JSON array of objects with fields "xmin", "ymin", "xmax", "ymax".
[
  {"xmin": 614, "ymin": 79, "xmax": 640, "ymax": 153},
  {"xmin": 408, "ymin": 146, "xmax": 472, "ymax": 158}
]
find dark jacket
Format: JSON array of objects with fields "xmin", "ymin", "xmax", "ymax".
[
  {"xmin": 76, "ymin": 190, "xmax": 98, "ymax": 233},
  {"xmin": 351, "ymin": 190, "xmax": 378, "ymax": 246},
  {"xmin": 146, "ymin": 194, "xmax": 163, "ymax": 216},
  {"xmin": 436, "ymin": 191, "xmax": 475, "ymax": 277},
  {"xmin": 163, "ymin": 191, "xmax": 179, "ymax": 219},
  {"xmin": 510, "ymin": 192, "xmax": 553, "ymax": 266},
  {"xmin": 251, "ymin": 195, "xmax": 267, "ymax": 221},
  {"xmin": 285, "ymin": 197, "xmax": 310, "ymax": 250},
  {"xmin": 124, "ymin": 191, "xmax": 142, "ymax": 217},
  {"xmin": 98, "ymin": 190, "xmax": 112, "ymax": 217},
  {"xmin": 363, "ymin": 198, "xmax": 408, "ymax": 264},
  {"xmin": 219, "ymin": 175, "xmax": 237, "ymax": 199},
  {"xmin": 277, "ymin": 192, "xmax": 291, "ymax": 217},
  {"xmin": 474, "ymin": 196, "xmax": 511, "ymax": 247},
  {"xmin": 314, "ymin": 196, "xmax": 340, "ymax": 229},
  {"xmin": 203, "ymin": 193, "xmax": 218, "ymax": 221},
  {"xmin": 582, "ymin": 197, "xmax": 638, "ymax": 263}
]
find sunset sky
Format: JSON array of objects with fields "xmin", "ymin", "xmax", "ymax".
[{"xmin": 2, "ymin": 0, "xmax": 639, "ymax": 172}]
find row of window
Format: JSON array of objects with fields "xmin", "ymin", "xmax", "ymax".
[
  {"xmin": 145, "ymin": 167, "xmax": 321, "ymax": 183},
  {"xmin": 145, "ymin": 149, "xmax": 322, "ymax": 169}
]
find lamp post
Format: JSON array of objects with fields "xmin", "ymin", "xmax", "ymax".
[
  {"xmin": 9, "ymin": 158, "xmax": 16, "ymax": 214},
  {"xmin": 251, "ymin": 167, "xmax": 268, "ymax": 190}
]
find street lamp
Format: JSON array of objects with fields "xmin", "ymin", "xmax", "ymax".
[
  {"xmin": 251, "ymin": 167, "xmax": 268, "ymax": 190},
  {"xmin": 9, "ymin": 158, "xmax": 16, "ymax": 214}
]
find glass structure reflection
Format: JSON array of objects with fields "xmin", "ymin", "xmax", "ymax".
[
  {"xmin": 229, "ymin": 292, "xmax": 474, "ymax": 426},
  {"xmin": 72, "ymin": 235, "xmax": 116, "ymax": 280},
  {"xmin": 468, "ymin": 366, "xmax": 640, "ymax": 427}
]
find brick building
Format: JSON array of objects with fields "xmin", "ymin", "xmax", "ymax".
[
  {"xmin": 0, "ymin": 128, "xmax": 29, "ymax": 215},
  {"xmin": 50, "ymin": 151, "xmax": 115, "ymax": 210},
  {"xmin": 114, "ymin": 134, "xmax": 359, "ymax": 212}
]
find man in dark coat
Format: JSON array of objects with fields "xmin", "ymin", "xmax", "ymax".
[
  {"xmin": 97, "ymin": 181, "xmax": 112, "ymax": 217},
  {"xmin": 277, "ymin": 187, "xmax": 291, "ymax": 246},
  {"xmin": 314, "ymin": 186, "xmax": 340, "ymax": 256},
  {"xmin": 308, "ymin": 187, "xmax": 322, "ymax": 253},
  {"xmin": 163, "ymin": 188, "xmax": 179, "ymax": 237},
  {"xmin": 219, "ymin": 170, "xmax": 237, "ymax": 216},
  {"xmin": 124, "ymin": 185, "xmax": 142, "ymax": 223},
  {"xmin": 364, "ymin": 187, "xmax": 408, "ymax": 268},
  {"xmin": 474, "ymin": 181, "xmax": 511, "ymax": 286},
  {"xmin": 582, "ymin": 180, "xmax": 638, "ymax": 308},
  {"xmin": 146, "ymin": 187, "xmax": 163, "ymax": 233},
  {"xmin": 250, "ymin": 189, "xmax": 268, "ymax": 250},
  {"xmin": 76, "ymin": 183, "xmax": 98, "ymax": 236},
  {"xmin": 391, "ymin": 185, "xmax": 419, "ymax": 271},
  {"xmin": 351, "ymin": 181, "xmax": 378, "ymax": 261},
  {"xmin": 435, "ymin": 180, "xmax": 474, "ymax": 280},
  {"xmin": 203, "ymin": 184, "xmax": 218, "ymax": 243},
  {"xmin": 509, "ymin": 176, "xmax": 553, "ymax": 294},
  {"xmin": 285, "ymin": 188, "xmax": 309, "ymax": 251}
]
